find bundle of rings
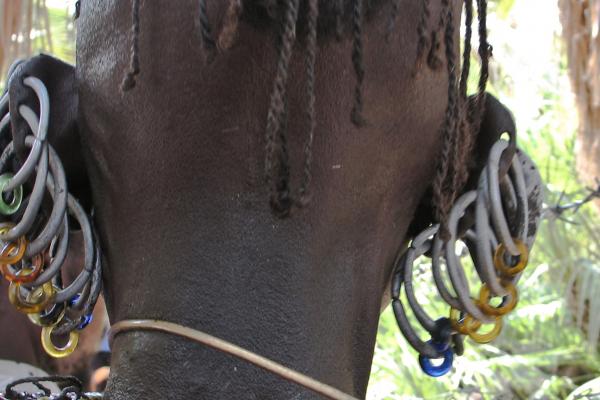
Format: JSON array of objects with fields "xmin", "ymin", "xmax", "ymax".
[
  {"xmin": 0, "ymin": 74, "xmax": 102, "ymax": 359},
  {"xmin": 392, "ymin": 138, "xmax": 543, "ymax": 377}
]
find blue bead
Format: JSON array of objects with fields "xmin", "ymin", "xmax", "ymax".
[
  {"xmin": 69, "ymin": 294, "xmax": 81, "ymax": 307},
  {"xmin": 78, "ymin": 314, "xmax": 93, "ymax": 330},
  {"xmin": 419, "ymin": 341, "xmax": 454, "ymax": 378}
]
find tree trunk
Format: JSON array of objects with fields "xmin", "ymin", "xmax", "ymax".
[
  {"xmin": 560, "ymin": 0, "xmax": 600, "ymax": 183},
  {"xmin": 559, "ymin": 0, "xmax": 600, "ymax": 350},
  {"xmin": 0, "ymin": 0, "xmax": 51, "ymax": 83}
]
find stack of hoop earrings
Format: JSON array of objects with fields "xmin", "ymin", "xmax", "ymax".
[
  {"xmin": 1, "ymin": 65, "xmax": 543, "ymax": 379},
  {"xmin": 0, "ymin": 70, "xmax": 102, "ymax": 358},
  {"xmin": 392, "ymin": 137, "xmax": 543, "ymax": 377}
]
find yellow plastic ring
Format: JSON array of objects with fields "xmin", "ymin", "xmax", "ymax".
[
  {"xmin": 494, "ymin": 239, "xmax": 529, "ymax": 277},
  {"xmin": 8, "ymin": 276, "xmax": 55, "ymax": 314},
  {"xmin": 1, "ymin": 253, "xmax": 44, "ymax": 283},
  {"xmin": 0, "ymin": 227, "xmax": 27, "ymax": 265},
  {"xmin": 478, "ymin": 282, "xmax": 518, "ymax": 316},
  {"xmin": 465, "ymin": 315, "xmax": 503, "ymax": 343},
  {"xmin": 449, "ymin": 307, "xmax": 482, "ymax": 335},
  {"xmin": 41, "ymin": 326, "xmax": 79, "ymax": 358}
]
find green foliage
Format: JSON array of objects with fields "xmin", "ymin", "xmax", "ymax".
[
  {"xmin": 0, "ymin": 5, "xmax": 74, "ymax": 92},
  {"xmin": 369, "ymin": 2, "xmax": 600, "ymax": 399},
  {"xmin": 45, "ymin": 6, "xmax": 76, "ymax": 64},
  {"xmin": 490, "ymin": 0, "xmax": 517, "ymax": 20}
]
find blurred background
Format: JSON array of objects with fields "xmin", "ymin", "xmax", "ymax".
[{"xmin": 1, "ymin": 0, "xmax": 599, "ymax": 398}]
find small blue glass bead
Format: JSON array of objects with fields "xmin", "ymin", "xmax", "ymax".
[
  {"xmin": 418, "ymin": 341, "xmax": 454, "ymax": 378},
  {"xmin": 69, "ymin": 294, "xmax": 80, "ymax": 307},
  {"xmin": 78, "ymin": 314, "xmax": 93, "ymax": 330}
]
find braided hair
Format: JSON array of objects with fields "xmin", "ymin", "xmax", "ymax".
[{"xmin": 117, "ymin": 0, "xmax": 491, "ymax": 229}]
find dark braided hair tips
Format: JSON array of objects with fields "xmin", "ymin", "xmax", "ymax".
[
  {"xmin": 121, "ymin": 0, "xmax": 141, "ymax": 92},
  {"xmin": 264, "ymin": 0, "xmax": 301, "ymax": 217},
  {"xmin": 116, "ymin": 1, "xmax": 490, "ymax": 225}
]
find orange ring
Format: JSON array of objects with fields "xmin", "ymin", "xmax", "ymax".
[
  {"xmin": 0, "ymin": 229, "xmax": 27, "ymax": 265},
  {"xmin": 494, "ymin": 239, "xmax": 529, "ymax": 277},
  {"xmin": 465, "ymin": 314, "xmax": 503, "ymax": 343},
  {"xmin": 450, "ymin": 307, "xmax": 482, "ymax": 335},
  {"xmin": 478, "ymin": 282, "xmax": 518, "ymax": 316},
  {"xmin": 1, "ymin": 254, "xmax": 44, "ymax": 283}
]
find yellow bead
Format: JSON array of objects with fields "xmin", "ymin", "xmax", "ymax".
[
  {"xmin": 8, "ymin": 277, "xmax": 55, "ymax": 314},
  {"xmin": 449, "ymin": 307, "xmax": 481, "ymax": 335},
  {"xmin": 494, "ymin": 239, "xmax": 529, "ymax": 277},
  {"xmin": 41, "ymin": 326, "xmax": 79, "ymax": 358},
  {"xmin": 466, "ymin": 315, "xmax": 503, "ymax": 343},
  {"xmin": 0, "ymin": 225, "xmax": 27, "ymax": 265},
  {"xmin": 478, "ymin": 282, "xmax": 518, "ymax": 316}
]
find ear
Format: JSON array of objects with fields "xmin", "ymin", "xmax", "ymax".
[
  {"xmin": 406, "ymin": 93, "xmax": 516, "ymax": 238},
  {"xmin": 463, "ymin": 94, "xmax": 516, "ymax": 190},
  {"xmin": 381, "ymin": 94, "xmax": 517, "ymax": 312},
  {"xmin": 7, "ymin": 54, "xmax": 91, "ymax": 210}
]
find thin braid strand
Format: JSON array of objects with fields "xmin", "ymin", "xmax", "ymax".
[
  {"xmin": 454, "ymin": 0, "xmax": 477, "ymax": 193},
  {"xmin": 387, "ymin": 0, "xmax": 401, "ymax": 39},
  {"xmin": 476, "ymin": 0, "xmax": 489, "ymax": 113},
  {"xmin": 264, "ymin": 0, "xmax": 301, "ymax": 216},
  {"xmin": 121, "ymin": 0, "xmax": 141, "ymax": 91},
  {"xmin": 218, "ymin": 0, "xmax": 243, "ymax": 51},
  {"xmin": 415, "ymin": 0, "xmax": 431, "ymax": 69},
  {"xmin": 335, "ymin": 0, "xmax": 345, "ymax": 39},
  {"xmin": 351, "ymin": 0, "xmax": 366, "ymax": 126},
  {"xmin": 460, "ymin": 0, "xmax": 473, "ymax": 100},
  {"xmin": 199, "ymin": 0, "xmax": 217, "ymax": 59},
  {"xmin": 432, "ymin": 0, "xmax": 459, "ymax": 236},
  {"xmin": 298, "ymin": 0, "xmax": 319, "ymax": 206}
]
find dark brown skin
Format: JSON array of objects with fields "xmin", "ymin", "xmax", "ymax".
[
  {"xmin": 78, "ymin": 3, "xmax": 449, "ymax": 398},
  {"xmin": 5, "ymin": 1, "xmax": 510, "ymax": 399}
]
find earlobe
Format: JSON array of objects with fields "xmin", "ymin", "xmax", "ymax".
[
  {"xmin": 407, "ymin": 93, "xmax": 517, "ymax": 238},
  {"xmin": 464, "ymin": 94, "xmax": 517, "ymax": 190},
  {"xmin": 7, "ymin": 54, "xmax": 91, "ymax": 210}
]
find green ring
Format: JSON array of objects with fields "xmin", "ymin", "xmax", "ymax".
[{"xmin": 0, "ymin": 173, "xmax": 23, "ymax": 215}]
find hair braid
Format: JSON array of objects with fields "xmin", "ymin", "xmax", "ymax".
[
  {"xmin": 460, "ymin": 0, "xmax": 473, "ymax": 100},
  {"xmin": 274, "ymin": 100, "xmax": 292, "ymax": 215},
  {"xmin": 199, "ymin": 0, "xmax": 217, "ymax": 59},
  {"xmin": 415, "ymin": 0, "xmax": 431, "ymax": 68},
  {"xmin": 444, "ymin": 3, "xmax": 460, "ymax": 204},
  {"xmin": 476, "ymin": 0, "xmax": 490, "ymax": 113},
  {"xmin": 264, "ymin": 0, "xmax": 301, "ymax": 217},
  {"xmin": 452, "ymin": 0, "xmax": 476, "ymax": 195},
  {"xmin": 298, "ymin": 0, "xmax": 319, "ymax": 207},
  {"xmin": 121, "ymin": 0, "xmax": 141, "ymax": 91},
  {"xmin": 74, "ymin": 0, "xmax": 81, "ymax": 19},
  {"xmin": 218, "ymin": 0, "xmax": 243, "ymax": 51},
  {"xmin": 335, "ymin": 0, "xmax": 345, "ymax": 39},
  {"xmin": 351, "ymin": 0, "xmax": 366, "ymax": 126},
  {"xmin": 427, "ymin": 0, "xmax": 447, "ymax": 70},
  {"xmin": 179, "ymin": 0, "xmax": 492, "ymax": 222},
  {"xmin": 432, "ymin": 0, "xmax": 460, "ymax": 236},
  {"xmin": 387, "ymin": 0, "xmax": 401, "ymax": 39}
]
